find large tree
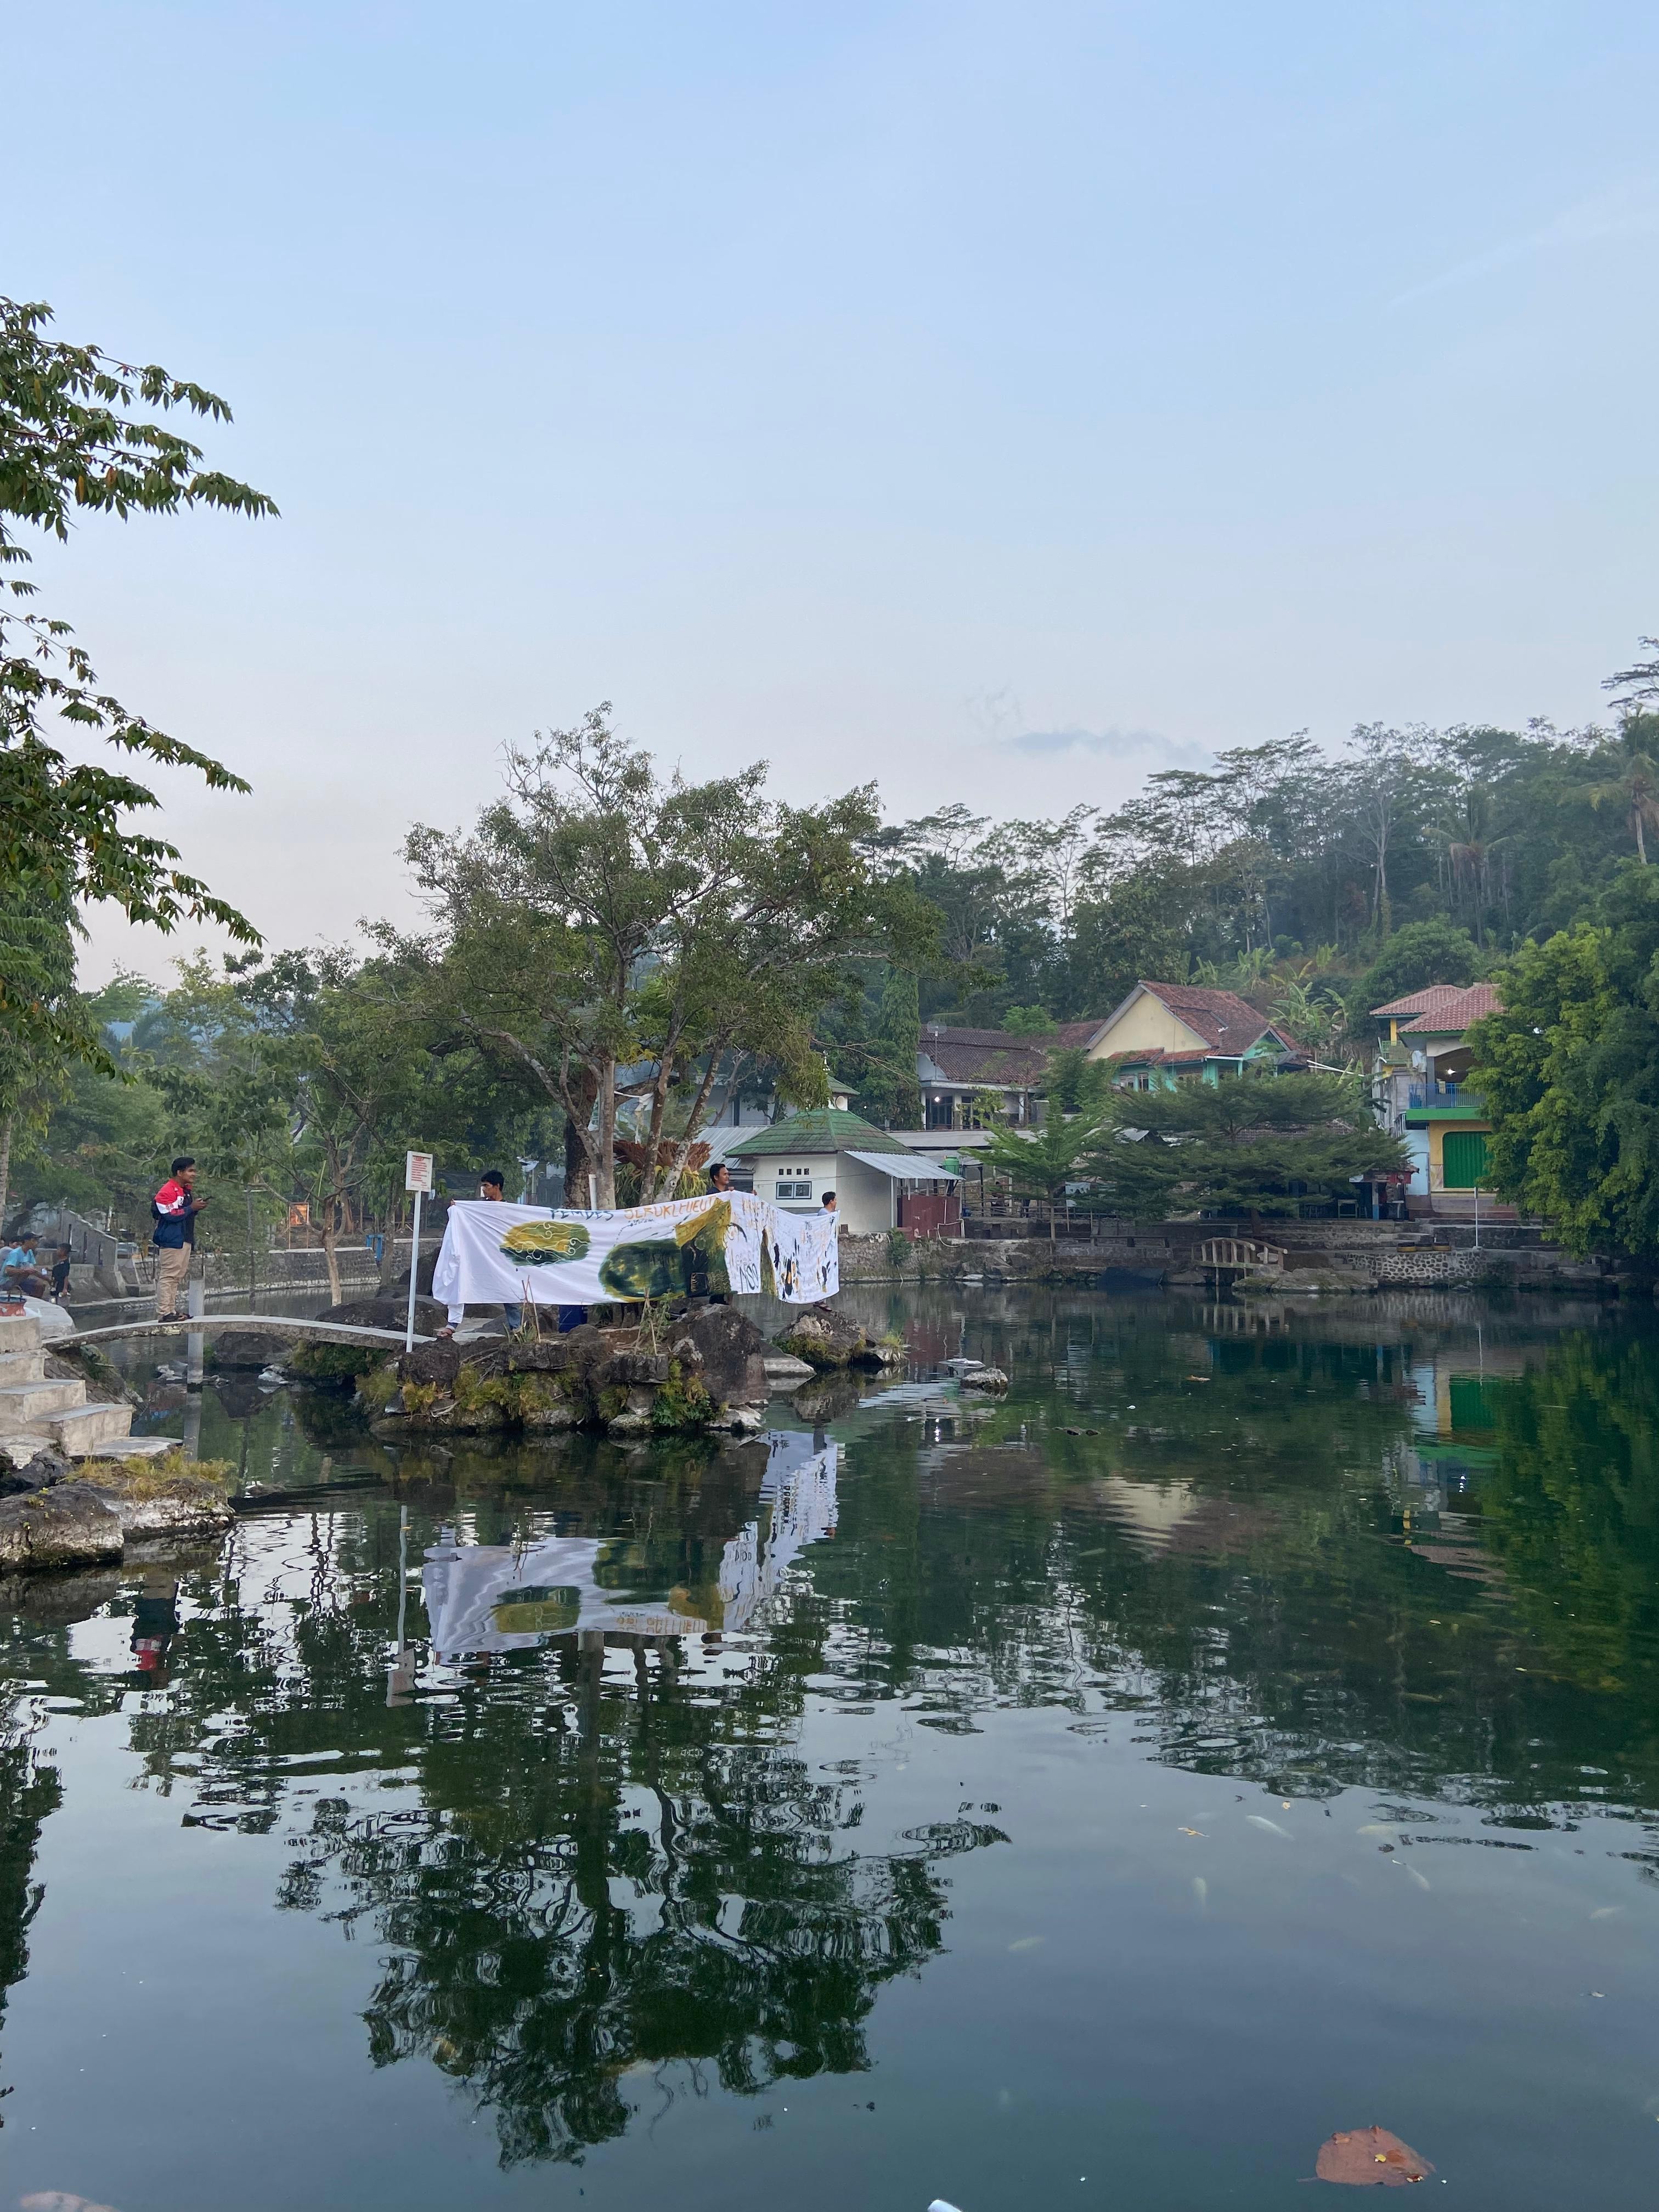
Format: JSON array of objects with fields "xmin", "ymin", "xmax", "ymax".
[
  {"xmin": 407, "ymin": 708, "xmax": 926, "ymax": 1207},
  {"xmin": 1468, "ymin": 865, "xmax": 1659, "ymax": 1259},
  {"xmin": 0, "ymin": 297, "xmax": 271, "ymax": 1179},
  {"xmin": 1086, "ymin": 1070, "xmax": 1406, "ymax": 1224},
  {"xmin": 977, "ymin": 1109, "xmax": 1104, "ymax": 1240}
]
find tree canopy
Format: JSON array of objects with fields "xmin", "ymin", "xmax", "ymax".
[
  {"xmin": 404, "ymin": 707, "xmax": 931, "ymax": 1207},
  {"xmin": 0, "ymin": 296, "xmax": 271, "ymax": 1207},
  {"xmin": 1086, "ymin": 1070, "xmax": 1406, "ymax": 1223},
  {"xmin": 1469, "ymin": 865, "xmax": 1659, "ymax": 1258}
]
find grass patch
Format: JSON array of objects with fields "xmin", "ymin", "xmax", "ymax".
[{"xmin": 93, "ymin": 1448, "xmax": 235, "ymax": 1500}]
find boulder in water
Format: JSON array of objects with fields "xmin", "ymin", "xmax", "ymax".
[
  {"xmin": 0, "ymin": 1484, "xmax": 123, "ymax": 1570},
  {"xmin": 775, "ymin": 1301, "xmax": 869, "ymax": 1369}
]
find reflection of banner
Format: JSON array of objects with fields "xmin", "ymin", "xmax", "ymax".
[
  {"xmin": 718, "ymin": 1433, "xmax": 838, "ymax": 1634},
  {"xmin": 422, "ymin": 1534, "xmax": 709, "ymax": 1661},
  {"xmin": 432, "ymin": 1193, "xmax": 838, "ymax": 1312},
  {"xmin": 421, "ymin": 1432, "xmax": 842, "ymax": 1660}
]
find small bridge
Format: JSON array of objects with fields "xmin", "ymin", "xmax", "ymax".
[
  {"xmin": 70, "ymin": 1314, "xmax": 433, "ymax": 1352},
  {"xmin": 1194, "ymin": 1237, "xmax": 1285, "ymax": 1274}
]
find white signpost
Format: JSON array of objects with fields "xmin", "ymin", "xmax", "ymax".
[{"xmin": 404, "ymin": 1151, "xmax": 435, "ymax": 1352}]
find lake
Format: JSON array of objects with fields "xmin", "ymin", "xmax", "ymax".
[{"xmin": 2, "ymin": 1285, "xmax": 1657, "ymax": 2212}]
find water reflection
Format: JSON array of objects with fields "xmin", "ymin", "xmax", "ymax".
[
  {"xmin": 422, "ymin": 1433, "xmax": 840, "ymax": 1656},
  {"xmin": 2, "ymin": 1290, "xmax": 1657, "ymax": 2198}
]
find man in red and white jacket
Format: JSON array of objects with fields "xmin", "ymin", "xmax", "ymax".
[{"xmin": 151, "ymin": 1156, "xmax": 208, "ymax": 1321}]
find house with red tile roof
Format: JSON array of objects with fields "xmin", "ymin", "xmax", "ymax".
[
  {"xmin": 914, "ymin": 1022, "xmax": 1101, "ymax": 1132},
  {"xmin": 1066, "ymin": 982, "xmax": 1302, "ymax": 1090},
  {"xmin": 1370, "ymin": 981, "xmax": 1504, "ymax": 1213}
]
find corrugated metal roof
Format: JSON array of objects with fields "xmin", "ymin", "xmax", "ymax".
[{"xmin": 844, "ymin": 1149, "xmax": 959, "ymax": 1183}]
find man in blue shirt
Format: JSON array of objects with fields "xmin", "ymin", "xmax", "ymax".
[{"xmin": 1, "ymin": 1234, "xmax": 49, "ymax": 1299}]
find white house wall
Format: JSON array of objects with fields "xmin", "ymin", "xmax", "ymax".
[{"xmin": 747, "ymin": 1152, "xmax": 896, "ymax": 1236}]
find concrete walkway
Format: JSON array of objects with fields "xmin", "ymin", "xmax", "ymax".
[{"xmin": 70, "ymin": 1315, "xmax": 433, "ymax": 1352}]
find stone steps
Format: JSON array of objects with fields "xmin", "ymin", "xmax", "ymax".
[
  {"xmin": 52, "ymin": 1402, "xmax": 135, "ymax": 1454},
  {"xmin": 0, "ymin": 1379, "xmax": 86, "ymax": 1429},
  {"xmin": 0, "ymin": 1316, "xmax": 134, "ymax": 1456}
]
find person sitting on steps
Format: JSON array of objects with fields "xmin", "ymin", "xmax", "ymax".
[{"xmin": 1, "ymin": 1233, "xmax": 50, "ymax": 1301}]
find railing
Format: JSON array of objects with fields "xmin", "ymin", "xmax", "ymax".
[{"xmin": 1407, "ymin": 1082, "xmax": 1477, "ymax": 1108}]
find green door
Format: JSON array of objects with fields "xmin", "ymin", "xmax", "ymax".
[{"xmin": 1442, "ymin": 1130, "xmax": 1489, "ymax": 1189}]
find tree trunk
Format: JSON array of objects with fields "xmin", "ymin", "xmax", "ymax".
[
  {"xmin": 0, "ymin": 1112, "xmax": 12, "ymax": 1235},
  {"xmin": 322, "ymin": 1203, "xmax": 343, "ymax": 1308},
  {"xmin": 594, "ymin": 1054, "xmax": 619, "ymax": 1209},
  {"xmin": 1637, "ymin": 808, "xmax": 1648, "ymax": 865}
]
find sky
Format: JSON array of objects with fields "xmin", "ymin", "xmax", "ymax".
[{"xmin": 9, "ymin": 0, "xmax": 1659, "ymax": 982}]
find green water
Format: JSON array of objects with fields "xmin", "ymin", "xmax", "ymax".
[{"xmin": 2, "ymin": 1287, "xmax": 1658, "ymax": 2211}]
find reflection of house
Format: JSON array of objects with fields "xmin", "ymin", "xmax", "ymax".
[
  {"xmin": 1369, "ymin": 983, "xmax": 1503, "ymax": 1215},
  {"xmin": 1096, "ymin": 1475, "xmax": 1202, "ymax": 1549},
  {"xmin": 1068, "ymin": 983, "xmax": 1302, "ymax": 1090},
  {"xmin": 728, "ymin": 1105, "xmax": 960, "ymax": 1237}
]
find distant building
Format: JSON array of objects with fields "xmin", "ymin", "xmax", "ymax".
[
  {"xmin": 727, "ymin": 1106, "xmax": 961, "ymax": 1238},
  {"xmin": 1067, "ymin": 982, "xmax": 1302, "ymax": 1088},
  {"xmin": 916, "ymin": 1023, "xmax": 1099, "ymax": 1130},
  {"xmin": 1369, "ymin": 982, "xmax": 1503, "ymax": 1214}
]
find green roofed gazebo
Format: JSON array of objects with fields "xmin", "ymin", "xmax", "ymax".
[{"xmin": 728, "ymin": 1108, "xmax": 958, "ymax": 1238}]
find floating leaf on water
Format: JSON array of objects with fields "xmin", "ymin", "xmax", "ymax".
[
  {"xmin": 1246, "ymin": 1814, "xmax": 1292, "ymax": 1839},
  {"xmin": 1315, "ymin": 2125, "xmax": 1435, "ymax": 2186},
  {"xmin": 1403, "ymin": 1864, "xmax": 1431, "ymax": 1891},
  {"xmin": 21, "ymin": 2196, "xmax": 121, "ymax": 2212}
]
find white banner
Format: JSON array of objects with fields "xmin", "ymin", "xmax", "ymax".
[{"xmin": 431, "ymin": 1192, "xmax": 838, "ymax": 1311}]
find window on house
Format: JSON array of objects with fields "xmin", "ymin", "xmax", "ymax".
[{"xmin": 776, "ymin": 1176, "xmax": 812, "ymax": 1200}]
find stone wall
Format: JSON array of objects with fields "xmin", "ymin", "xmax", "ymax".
[{"xmin": 836, "ymin": 1226, "xmax": 1609, "ymax": 1295}]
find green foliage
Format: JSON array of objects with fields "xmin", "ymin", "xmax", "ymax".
[
  {"xmin": 1042, "ymin": 1047, "xmax": 1116, "ymax": 1117},
  {"xmin": 0, "ymin": 298, "xmax": 272, "ymax": 1110},
  {"xmin": 1356, "ymin": 919, "xmax": 1483, "ymax": 1015},
  {"xmin": 1002, "ymin": 1004, "xmax": 1058, "ymax": 1035},
  {"xmin": 287, "ymin": 1341, "xmax": 388, "ymax": 1387},
  {"xmin": 977, "ymin": 1111, "xmax": 1104, "ymax": 1234},
  {"xmin": 859, "ymin": 968, "xmax": 922, "ymax": 1126},
  {"xmin": 652, "ymin": 1358, "xmax": 714, "ymax": 1430},
  {"xmin": 1469, "ymin": 865, "xmax": 1659, "ymax": 1257},
  {"xmin": 404, "ymin": 707, "xmax": 929, "ymax": 1205},
  {"xmin": 885, "ymin": 1227, "xmax": 912, "ymax": 1265},
  {"xmin": 1088, "ymin": 1070, "xmax": 1405, "ymax": 1221}
]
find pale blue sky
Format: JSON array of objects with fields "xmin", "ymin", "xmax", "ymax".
[{"xmin": 10, "ymin": 2, "xmax": 1659, "ymax": 974}]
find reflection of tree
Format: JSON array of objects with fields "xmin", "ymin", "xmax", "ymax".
[
  {"xmin": 4, "ymin": 1296, "xmax": 1659, "ymax": 2163},
  {"xmin": 276, "ymin": 1634, "xmax": 966, "ymax": 2166},
  {"xmin": 1476, "ymin": 1333, "xmax": 1659, "ymax": 1726},
  {"xmin": 821, "ymin": 1290, "xmax": 1659, "ymax": 1814},
  {"xmin": 0, "ymin": 1688, "xmax": 61, "ymax": 2090}
]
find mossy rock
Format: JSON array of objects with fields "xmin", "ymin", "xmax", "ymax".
[{"xmin": 287, "ymin": 1340, "xmax": 391, "ymax": 1388}]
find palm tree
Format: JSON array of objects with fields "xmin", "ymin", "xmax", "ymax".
[
  {"xmin": 1585, "ymin": 723, "xmax": 1659, "ymax": 865},
  {"xmin": 1429, "ymin": 785, "xmax": 1509, "ymax": 939}
]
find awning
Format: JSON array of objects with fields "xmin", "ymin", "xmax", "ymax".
[{"xmin": 844, "ymin": 1149, "xmax": 958, "ymax": 1184}]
